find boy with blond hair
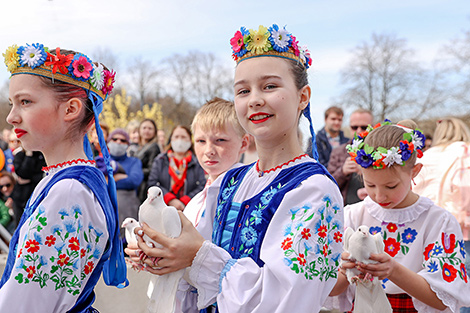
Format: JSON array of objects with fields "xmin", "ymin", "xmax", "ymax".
[{"xmin": 184, "ymin": 97, "xmax": 248, "ymax": 234}]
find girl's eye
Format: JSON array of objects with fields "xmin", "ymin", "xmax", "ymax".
[
  {"xmin": 216, "ymin": 138, "xmax": 227, "ymax": 143},
  {"xmin": 236, "ymin": 89, "xmax": 249, "ymax": 95},
  {"xmin": 265, "ymin": 84, "xmax": 277, "ymax": 90},
  {"xmin": 196, "ymin": 139, "xmax": 205, "ymax": 144},
  {"xmin": 387, "ymin": 185, "xmax": 398, "ymax": 189},
  {"xmin": 21, "ymin": 99, "xmax": 31, "ymax": 105}
]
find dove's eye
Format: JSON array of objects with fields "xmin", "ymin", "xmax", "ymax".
[{"xmin": 158, "ymin": 191, "xmax": 161, "ymax": 197}]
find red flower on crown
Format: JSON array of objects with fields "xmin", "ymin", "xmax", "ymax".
[{"xmin": 45, "ymin": 47, "xmax": 73, "ymax": 74}]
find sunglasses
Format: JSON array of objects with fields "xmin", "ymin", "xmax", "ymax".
[
  {"xmin": 110, "ymin": 138, "xmax": 128, "ymax": 144},
  {"xmin": 350, "ymin": 125, "xmax": 368, "ymax": 131},
  {"xmin": 0, "ymin": 183, "xmax": 11, "ymax": 189}
]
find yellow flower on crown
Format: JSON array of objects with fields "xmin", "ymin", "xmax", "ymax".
[
  {"xmin": 246, "ymin": 25, "xmax": 272, "ymax": 55},
  {"xmin": 3, "ymin": 45, "xmax": 20, "ymax": 72}
]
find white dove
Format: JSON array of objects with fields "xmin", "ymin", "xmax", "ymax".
[
  {"xmin": 138, "ymin": 186, "xmax": 185, "ymax": 313},
  {"xmin": 121, "ymin": 217, "xmax": 139, "ymax": 247},
  {"xmin": 344, "ymin": 225, "xmax": 392, "ymax": 313}
]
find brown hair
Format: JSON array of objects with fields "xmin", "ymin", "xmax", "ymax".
[
  {"xmin": 37, "ymin": 48, "xmax": 112, "ymax": 140},
  {"xmin": 139, "ymin": 118, "xmax": 158, "ymax": 145},
  {"xmin": 166, "ymin": 125, "xmax": 194, "ymax": 153},
  {"xmin": 364, "ymin": 120, "xmax": 419, "ymax": 170},
  {"xmin": 324, "ymin": 106, "xmax": 344, "ymax": 119}
]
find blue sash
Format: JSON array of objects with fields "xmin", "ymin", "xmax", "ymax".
[
  {"xmin": 212, "ymin": 161, "xmax": 336, "ymax": 266},
  {"xmin": 0, "ymin": 166, "xmax": 127, "ymax": 312}
]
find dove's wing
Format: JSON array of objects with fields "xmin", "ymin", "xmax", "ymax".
[
  {"xmin": 373, "ymin": 233, "xmax": 385, "ymax": 254},
  {"xmin": 343, "ymin": 227, "xmax": 354, "ymax": 252},
  {"xmin": 162, "ymin": 206, "xmax": 182, "ymax": 238}
]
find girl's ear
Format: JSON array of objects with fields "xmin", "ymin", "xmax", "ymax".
[
  {"xmin": 239, "ymin": 134, "xmax": 250, "ymax": 155},
  {"xmin": 63, "ymin": 98, "xmax": 83, "ymax": 122},
  {"xmin": 411, "ymin": 163, "xmax": 423, "ymax": 179},
  {"xmin": 299, "ymin": 85, "xmax": 311, "ymax": 111}
]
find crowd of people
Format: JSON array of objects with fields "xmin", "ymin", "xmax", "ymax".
[{"xmin": 0, "ymin": 24, "xmax": 469, "ymax": 313}]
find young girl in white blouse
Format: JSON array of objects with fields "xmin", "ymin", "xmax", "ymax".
[
  {"xmin": 332, "ymin": 120, "xmax": 470, "ymax": 312},
  {"xmin": 0, "ymin": 44, "xmax": 127, "ymax": 312},
  {"xmin": 130, "ymin": 24, "xmax": 344, "ymax": 312}
]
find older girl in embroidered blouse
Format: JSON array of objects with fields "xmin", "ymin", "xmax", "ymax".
[
  {"xmin": 331, "ymin": 121, "xmax": 470, "ymax": 312},
  {"xmin": 130, "ymin": 24, "xmax": 344, "ymax": 313},
  {"xmin": 0, "ymin": 44, "xmax": 127, "ymax": 312}
]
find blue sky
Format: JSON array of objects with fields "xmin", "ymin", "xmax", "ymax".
[{"xmin": 1, "ymin": 0, "xmax": 469, "ymax": 129}]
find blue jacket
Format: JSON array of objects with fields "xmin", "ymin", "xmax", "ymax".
[
  {"xmin": 111, "ymin": 154, "xmax": 144, "ymax": 191},
  {"xmin": 307, "ymin": 128, "xmax": 349, "ymax": 168}
]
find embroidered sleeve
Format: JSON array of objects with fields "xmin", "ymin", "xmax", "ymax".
[
  {"xmin": 190, "ymin": 174, "xmax": 344, "ymax": 312},
  {"xmin": 415, "ymin": 211, "xmax": 470, "ymax": 312},
  {"xmin": 0, "ymin": 179, "xmax": 108, "ymax": 312}
]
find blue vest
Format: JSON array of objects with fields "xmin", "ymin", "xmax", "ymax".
[
  {"xmin": 212, "ymin": 162, "xmax": 336, "ymax": 266},
  {"xmin": 0, "ymin": 166, "xmax": 127, "ymax": 313}
]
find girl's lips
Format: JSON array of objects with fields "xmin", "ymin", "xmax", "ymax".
[
  {"xmin": 249, "ymin": 113, "xmax": 274, "ymax": 124},
  {"xmin": 14, "ymin": 129, "xmax": 27, "ymax": 138},
  {"xmin": 379, "ymin": 202, "xmax": 391, "ymax": 207}
]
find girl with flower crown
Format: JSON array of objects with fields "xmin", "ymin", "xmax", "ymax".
[
  {"xmin": 127, "ymin": 24, "xmax": 343, "ymax": 312},
  {"xmin": 0, "ymin": 44, "xmax": 127, "ymax": 312},
  {"xmin": 328, "ymin": 120, "xmax": 470, "ymax": 312}
]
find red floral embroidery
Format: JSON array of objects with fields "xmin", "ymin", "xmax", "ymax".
[
  {"xmin": 334, "ymin": 231, "xmax": 342, "ymax": 243},
  {"xmin": 297, "ymin": 253, "xmax": 306, "ymax": 266},
  {"xmin": 17, "ymin": 248, "xmax": 23, "ymax": 259},
  {"xmin": 424, "ymin": 243, "xmax": 434, "ymax": 261},
  {"xmin": 57, "ymin": 254, "xmax": 70, "ymax": 267},
  {"xmin": 442, "ymin": 233, "xmax": 456, "ymax": 254},
  {"xmin": 68, "ymin": 237, "xmax": 80, "ymax": 251},
  {"xmin": 81, "ymin": 248, "xmax": 87, "ymax": 258},
  {"xmin": 384, "ymin": 237, "xmax": 400, "ymax": 257},
  {"xmin": 84, "ymin": 261, "xmax": 94, "ymax": 275},
  {"xmin": 322, "ymin": 244, "xmax": 329, "ymax": 257},
  {"xmin": 25, "ymin": 239, "xmax": 40, "ymax": 254},
  {"xmin": 281, "ymin": 238, "xmax": 293, "ymax": 250},
  {"xmin": 26, "ymin": 266, "xmax": 36, "ymax": 279},
  {"xmin": 461, "ymin": 263, "xmax": 468, "ymax": 283},
  {"xmin": 442, "ymin": 263, "xmax": 458, "ymax": 282},
  {"xmin": 301, "ymin": 228, "xmax": 311, "ymax": 240},
  {"xmin": 386, "ymin": 223, "xmax": 398, "ymax": 233},
  {"xmin": 318, "ymin": 225, "xmax": 327, "ymax": 238},
  {"xmin": 45, "ymin": 235, "xmax": 56, "ymax": 247}
]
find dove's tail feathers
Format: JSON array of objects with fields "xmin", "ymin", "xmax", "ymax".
[
  {"xmin": 354, "ymin": 281, "xmax": 392, "ymax": 313},
  {"xmin": 147, "ymin": 269, "xmax": 185, "ymax": 313}
]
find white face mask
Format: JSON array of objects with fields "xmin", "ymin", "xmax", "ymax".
[
  {"xmin": 171, "ymin": 139, "xmax": 191, "ymax": 153},
  {"xmin": 108, "ymin": 142, "xmax": 128, "ymax": 157}
]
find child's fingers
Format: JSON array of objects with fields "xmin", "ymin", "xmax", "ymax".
[{"xmin": 140, "ymin": 222, "xmax": 172, "ymax": 246}]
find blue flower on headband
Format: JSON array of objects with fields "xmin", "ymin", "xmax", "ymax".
[
  {"xmin": 17, "ymin": 43, "xmax": 47, "ymax": 69},
  {"xmin": 411, "ymin": 129, "xmax": 426, "ymax": 150},
  {"xmin": 268, "ymin": 24, "xmax": 292, "ymax": 52},
  {"xmin": 355, "ymin": 149, "xmax": 373, "ymax": 168},
  {"xmin": 68, "ymin": 53, "xmax": 94, "ymax": 82},
  {"xmin": 399, "ymin": 141, "xmax": 412, "ymax": 161}
]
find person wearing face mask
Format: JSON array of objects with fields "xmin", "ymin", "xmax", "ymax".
[
  {"xmin": 107, "ymin": 128, "xmax": 144, "ymax": 240},
  {"xmin": 148, "ymin": 125, "xmax": 206, "ymax": 211}
]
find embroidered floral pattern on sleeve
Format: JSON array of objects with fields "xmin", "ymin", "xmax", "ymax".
[
  {"xmin": 370, "ymin": 222, "xmax": 418, "ymax": 257},
  {"xmin": 13, "ymin": 205, "xmax": 105, "ymax": 295},
  {"xmin": 423, "ymin": 232, "xmax": 467, "ymax": 283},
  {"xmin": 281, "ymin": 195, "xmax": 342, "ymax": 281},
  {"xmin": 215, "ymin": 176, "xmax": 239, "ymax": 222}
]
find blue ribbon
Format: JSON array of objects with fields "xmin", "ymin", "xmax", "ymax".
[{"xmin": 302, "ymin": 102, "xmax": 319, "ymax": 161}]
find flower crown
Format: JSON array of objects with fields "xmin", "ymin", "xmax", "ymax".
[
  {"xmin": 346, "ymin": 120, "xmax": 426, "ymax": 169},
  {"xmin": 3, "ymin": 43, "xmax": 115, "ymax": 100},
  {"xmin": 230, "ymin": 24, "xmax": 312, "ymax": 70}
]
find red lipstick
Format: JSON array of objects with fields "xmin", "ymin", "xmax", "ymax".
[
  {"xmin": 14, "ymin": 128, "xmax": 27, "ymax": 139},
  {"xmin": 249, "ymin": 112, "xmax": 273, "ymax": 124}
]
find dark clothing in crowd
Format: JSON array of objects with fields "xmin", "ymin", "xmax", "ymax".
[
  {"xmin": 136, "ymin": 142, "xmax": 161, "ymax": 202},
  {"xmin": 307, "ymin": 127, "xmax": 349, "ymax": 168}
]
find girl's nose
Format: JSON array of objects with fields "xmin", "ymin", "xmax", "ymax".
[
  {"xmin": 248, "ymin": 90, "xmax": 265, "ymax": 108},
  {"xmin": 6, "ymin": 105, "xmax": 20, "ymax": 126}
]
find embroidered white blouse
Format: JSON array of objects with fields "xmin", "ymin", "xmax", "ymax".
[
  {"xmin": 342, "ymin": 196, "xmax": 470, "ymax": 312},
  {"xmin": 184, "ymin": 156, "xmax": 344, "ymax": 313},
  {"xmin": 0, "ymin": 162, "xmax": 108, "ymax": 312}
]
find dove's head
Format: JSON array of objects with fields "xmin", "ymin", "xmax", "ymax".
[
  {"xmin": 356, "ymin": 225, "xmax": 370, "ymax": 237},
  {"xmin": 147, "ymin": 186, "xmax": 163, "ymax": 203},
  {"xmin": 121, "ymin": 217, "xmax": 138, "ymax": 229}
]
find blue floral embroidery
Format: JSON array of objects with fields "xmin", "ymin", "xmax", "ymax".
[
  {"xmin": 260, "ymin": 186, "xmax": 279, "ymax": 205},
  {"xmin": 427, "ymin": 261, "xmax": 439, "ymax": 273},
  {"xmin": 459, "ymin": 240, "xmax": 466, "ymax": 259},
  {"xmin": 402, "ymin": 228, "xmax": 418, "ymax": 244},
  {"xmin": 241, "ymin": 227, "xmax": 258, "ymax": 246},
  {"xmin": 369, "ymin": 226, "xmax": 382, "ymax": 235},
  {"xmin": 281, "ymin": 194, "xmax": 343, "ymax": 281},
  {"xmin": 431, "ymin": 244, "xmax": 443, "ymax": 256}
]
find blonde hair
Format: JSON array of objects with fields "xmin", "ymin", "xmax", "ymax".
[
  {"xmin": 365, "ymin": 119, "xmax": 420, "ymax": 169},
  {"xmin": 191, "ymin": 97, "xmax": 246, "ymax": 138},
  {"xmin": 432, "ymin": 117, "xmax": 470, "ymax": 147}
]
